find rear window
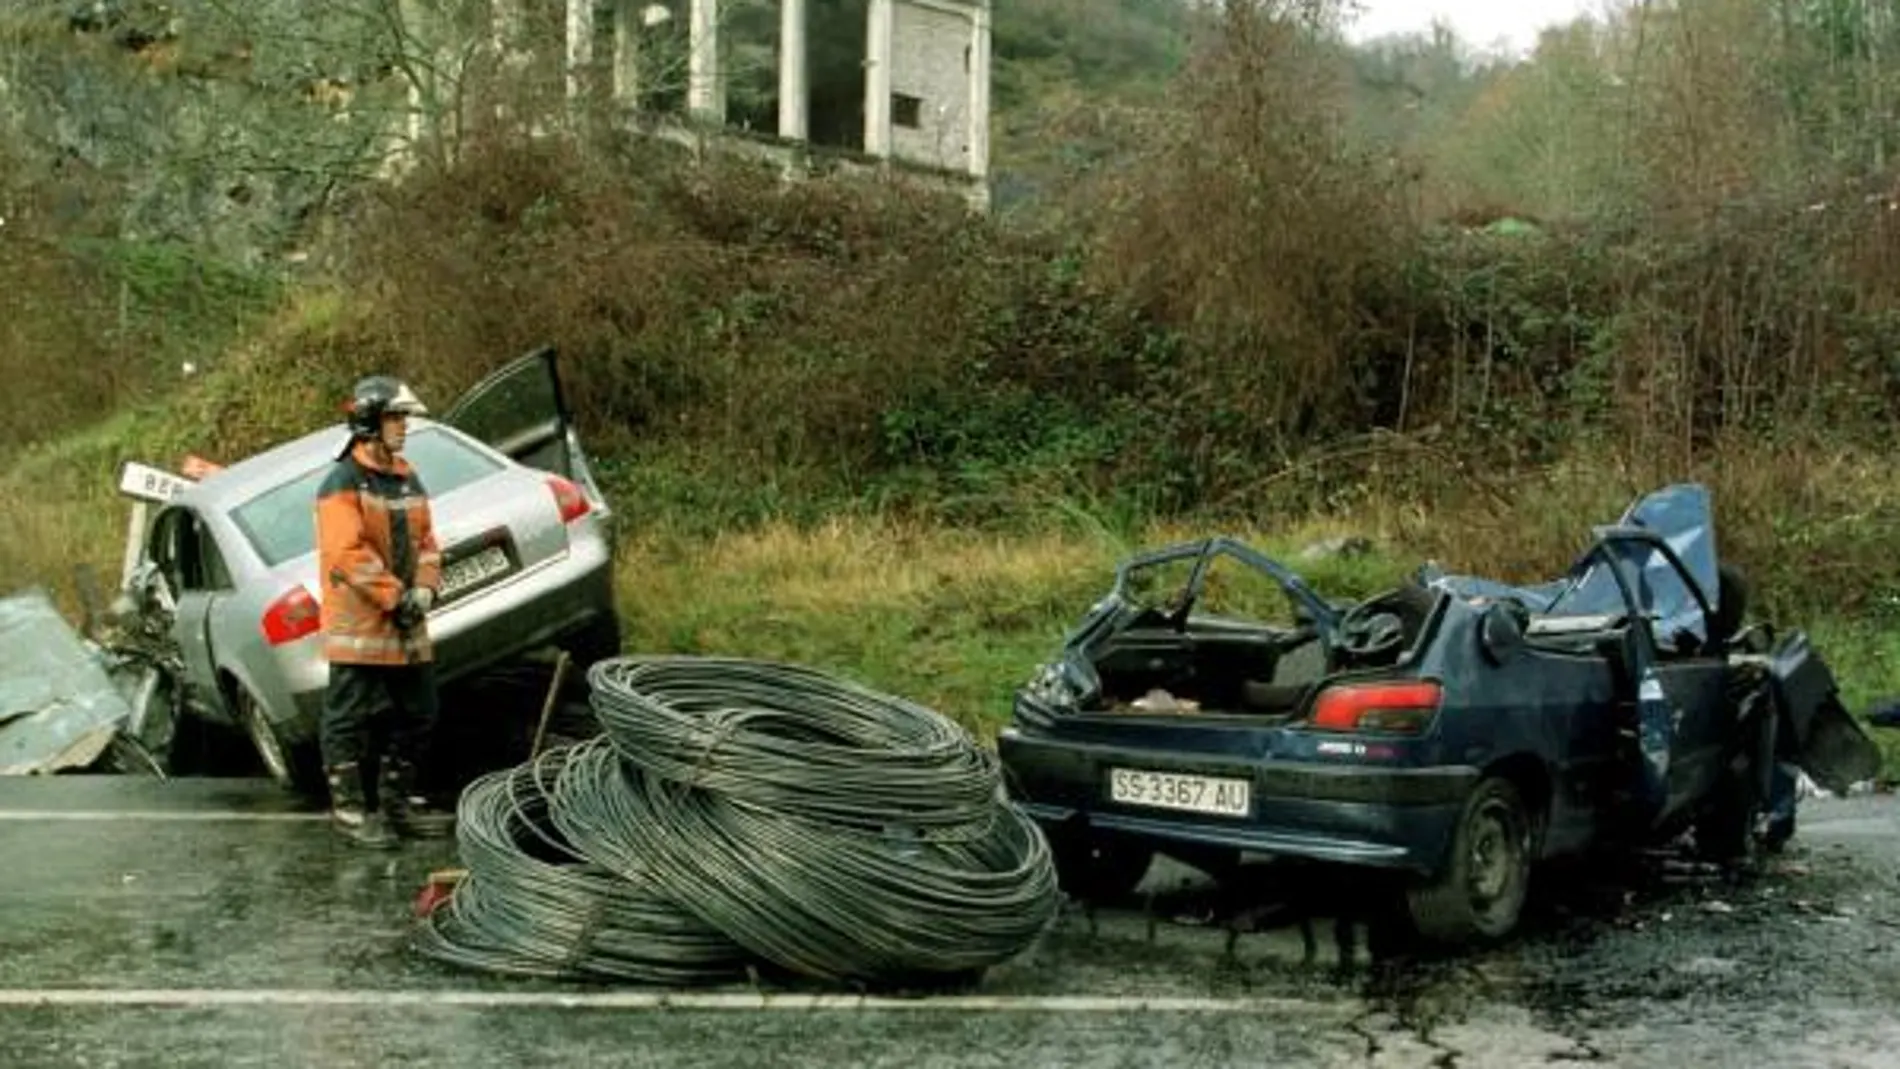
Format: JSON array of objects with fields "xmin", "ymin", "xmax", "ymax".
[{"xmin": 231, "ymin": 428, "xmax": 504, "ymax": 567}]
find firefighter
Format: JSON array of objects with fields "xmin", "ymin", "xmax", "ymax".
[{"xmin": 315, "ymin": 375, "xmax": 454, "ymax": 848}]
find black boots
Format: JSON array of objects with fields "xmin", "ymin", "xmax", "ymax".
[
  {"xmin": 380, "ymin": 758, "xmax": 455, "ymax": 839},
  {"xmin": 326, "ymin": 763, "xmax": 397, "ymax": 850},
  {"xmin": 326, "ymin": 759, "xmax": 452, "ymax": 846}
]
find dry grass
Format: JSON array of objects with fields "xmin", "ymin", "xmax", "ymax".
[
  {"xmin": 0, "ymin": 290, "xmax": 376, "ymax": 614},
  {"xmin": 0, "ymin": 410, "xmax": 175, "ymax": 615},
  {"xmin": 610, "ymin": 513, "xmax": 1411, "ymax": 736},
  {"xmin": 1380, "ymin": 435, "xmax": 1900, "ymax": 622},
  {"xmin": 0, "ymin": 485, "xmax": 127, "ymax": 616}
]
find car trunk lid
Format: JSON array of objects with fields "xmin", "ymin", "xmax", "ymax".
[{"xmin": 425, "ymin": 470, "xmax": 573, "ymax": 605}]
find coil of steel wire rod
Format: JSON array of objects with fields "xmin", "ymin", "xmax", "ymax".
[
  {"xmin": 561, "ymin": 746, "xmax": 1059, "ymax": 986},
  {"xmin": 586, "ymin": 656, "xmax": 1004, "ymax": 834},
  {"xmin": 582, "ymin": 655, "xmax": 1059, "ymax": 984},
  {"xmin": 413, "ymin": 655, "xmax": 1060, "ymax": 988},
  {"xmin": 410, "ymin": 745, "xmax": 754, "ymax": 985}
]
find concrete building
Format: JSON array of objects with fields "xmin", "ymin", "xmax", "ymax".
[{"xmin": 539, "ymin": 0, "xmax": 993, "ymax": 209}]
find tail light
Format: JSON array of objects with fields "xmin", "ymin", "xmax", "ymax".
[
  {"xmin": 548, "ymin": 475, "xmax": 591, "ymax": 524},
  {"xmin": 261, "ymin": 586, "xmax": 321, "ymax": 646},
  {"xmin": 1310, "ymin": 681, "xmax": 1443, "ymax": 735}
]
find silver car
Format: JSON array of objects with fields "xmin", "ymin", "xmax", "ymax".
[{"xmin": 134, "ymin": 348, "xmax": 621, "ymax": 791}]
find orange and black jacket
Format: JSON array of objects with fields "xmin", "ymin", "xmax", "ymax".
[{"xmin": 315, "ymin": 440, "xmax": 443, "ymax": 665}]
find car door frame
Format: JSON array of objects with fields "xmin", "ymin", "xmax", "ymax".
[
  {"xmin": 146, "ymin": 503, "xmax": 235, "ymax": 720},
  {"xmin": 438, "ymin": 345, "xmax": 612, "ymax": 524},
  {"xmin": 1579, "ymin": 526, "xmax": 1729, "ymax": 824}
]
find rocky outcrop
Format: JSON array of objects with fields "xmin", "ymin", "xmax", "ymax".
[{"xmin": 5, "ymin": 2, "xmax": 406, "ymax": 265}]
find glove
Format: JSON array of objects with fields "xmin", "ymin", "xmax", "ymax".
[{"xmin": 394, "ymin": 586, "xmax": 436, "ymax": 630}]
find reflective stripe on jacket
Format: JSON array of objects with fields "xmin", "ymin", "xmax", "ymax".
[{"xmin": 316, "ymin": 440, "xmax": 443, "ymax": 666}]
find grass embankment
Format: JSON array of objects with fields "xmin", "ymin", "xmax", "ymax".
[
  {"xmin": 6, "ymin": 417, "xmax": 1898, "ymax": 777},
  {"xmin": 4, "ymin": 2, "xmax": 1898, "ymax": 778},
  {"xmin": 614, "ymin": 515, "xmax": 1410, "ymax": 739}
]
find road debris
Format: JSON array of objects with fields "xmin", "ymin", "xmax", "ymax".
[
  {"xmin": 0, "ymin": 589, "xmax": 137, "ymax": 775},
  {"xmin": 1128, "ymin": 688, "xmax": 1201, "ymax": 715}
]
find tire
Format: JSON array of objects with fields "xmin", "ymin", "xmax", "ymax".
[
  {"xmin": 1052, "ymin": 834, "xmax": 1157, "ymax": 903},
  {"xmin": 235, "ymin": 686, "xmax": 323, "ymax": 795},
  {"xmin": 1405, "ymin": 776, "xmax": 1534, "ymax": 945}
]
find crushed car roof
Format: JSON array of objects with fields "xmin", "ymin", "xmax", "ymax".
[{"xmin": 1427, "ymin": 483, "xmax": 1720, "ymax": 618}]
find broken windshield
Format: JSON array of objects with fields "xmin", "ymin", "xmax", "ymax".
[
  {"xmin": 1542, "ymin": 540, "xmax": 1703, "ymax": 636},
  {"xmin": 1539, "ymin": 484, "xmax": 1717, "ymax": 646}
]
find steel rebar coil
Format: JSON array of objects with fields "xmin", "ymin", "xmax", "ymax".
[
  {"xmin": 587, "ymin": 656, "xmax": 1003, "ymax": 835},
  {"xmin": 410, "ymin": 745, "xmax": 753, "ymax": 985},
  {"xmin": 412, "ymin": 655, "xmax": 1060, "ymax": 989}
]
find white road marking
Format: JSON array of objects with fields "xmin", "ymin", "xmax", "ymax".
[
  {"xmin": 0, "ymin": 989, "xmax": 1334, "ymax": 1014},
  {"xmin": 0, "ymin": 811, "xmax": 328, "ymax": 822}
]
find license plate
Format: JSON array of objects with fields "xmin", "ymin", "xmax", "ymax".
[
  {"xmin": 440, "ymin": 545, "xmax": 511, "ymax": 599},
  {"xmin": 1107, "ymin": 767, "xmax": 1251, "ymax": 817}
]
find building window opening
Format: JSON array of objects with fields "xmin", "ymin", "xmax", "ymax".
[{"xmin": 892, "ymin": 92, "xmax": 922, "ymax": 129}]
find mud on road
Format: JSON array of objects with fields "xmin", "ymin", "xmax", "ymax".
[{"xmin": 0, "ymin": 778, "xmax": 1895, "ymax": 1068}]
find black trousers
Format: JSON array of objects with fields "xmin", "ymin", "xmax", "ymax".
[{"xmin": 319, "ymin": 662, "xmax": 440, "ymax": 772}]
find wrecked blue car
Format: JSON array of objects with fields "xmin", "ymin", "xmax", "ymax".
[{"xmin": 996, "ymin": 485, "xmax": 1881, "ymax": 945}]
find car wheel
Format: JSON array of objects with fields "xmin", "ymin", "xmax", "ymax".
[
  {"xmin": 1051, "ymin": 834, "xmax": 1156, "ymax": 902},
  {"xmin": 235, "ymin": 686, "xmax": 321, "ymax": 794},
  {"xmin": 1405, "ymin": 776, "xmax": 1533, "ymax": 945}
]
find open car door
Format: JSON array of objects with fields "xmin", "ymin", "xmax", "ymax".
[
  {"xmin": 439, "ymin": 346, "xmax": 613, "ymax": 524},
  {"xmin": 144, "ymin": 504, "xmax": 225, "ymax": 732},
  {"xmin": 1534, "ymin": 518, "xmax": 1723, "ymax": 824}
]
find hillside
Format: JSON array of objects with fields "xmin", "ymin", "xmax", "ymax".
[{"xmin": 3, "ymin": 0, "xmax": 1900, "ymax": 771}]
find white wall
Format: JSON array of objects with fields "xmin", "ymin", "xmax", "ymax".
[{"xmin": 889, "ymin": 1, "xmax": 976, "ymax": 173}]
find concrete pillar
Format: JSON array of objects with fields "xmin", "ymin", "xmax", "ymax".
[
  {"xmin": 966, "ymin": 1, "xmax": 991, "ymax": 179},
  {"xmin": 863, "ymin": 0, "xmax": 894, "ymax": 156},
  {"xmin": 778, "ymin": 0, "xmax": 808, "ymax": 141},
  {"xmin": 688, "ymin": 0, "xmax": 725, "ymax": 122},
  {"xmin": 613, "ymin": 0, "xmax": 641, "ymax": 107},
  {"xmin": 566, "ymin": 0, "xmax": 595, "ymax": 102}
]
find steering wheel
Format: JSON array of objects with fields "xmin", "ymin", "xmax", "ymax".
[{"xmin": 1338, "ymin": 602, "xmax": 1406, "ymax": 659}]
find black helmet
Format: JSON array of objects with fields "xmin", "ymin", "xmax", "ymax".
[{"xmin": 340, "ymin": 375, "xmax": 428, "ymax": 455}]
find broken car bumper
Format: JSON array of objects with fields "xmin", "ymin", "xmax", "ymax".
[{"xmin": 998, "ymin": 726, "xmax": 1477, "ymax": 876}]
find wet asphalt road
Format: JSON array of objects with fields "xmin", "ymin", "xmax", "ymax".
[{"xmin": 0, "ymin": 776, "xmax": 1897, "ymax": 1068}]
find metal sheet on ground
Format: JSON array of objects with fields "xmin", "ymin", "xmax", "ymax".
[{"xmin": 0, "ymin": 591, "xmax": 133, "ymax": 774}]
